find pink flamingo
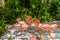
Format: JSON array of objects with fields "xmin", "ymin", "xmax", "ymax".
[
  {"xmin": 34, "ymin": 19, "xmax": 42, "ymax": 40},
  {"xmin": 41, "ymin": 24, "xmax": 54, "ymax": 40},
  {"xmin": 51, "ymin": 24, "xmax": 59, "ymax": 29},
  {"xmin": 21, "ymin": 23, "xmax": 28, "ymax": 30}
]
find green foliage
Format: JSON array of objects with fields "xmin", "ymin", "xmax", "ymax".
[
  {"xmin": 0, "ymin": 0, "xmax": 60, "ymax": 24},
  {"xmin": 47, "ymin": 0, "xmax": 60, "ymax": 20},
  {"xmin": 0, "ymin": 25, "xmax": 7, "ymax": 37},
  {"xmin": 8, "ymin": 36, "xmax": 11, "ymax": 40},
  {"xmin": 0, "ymin": 0, "xmax": 60, "ymax": 23}
]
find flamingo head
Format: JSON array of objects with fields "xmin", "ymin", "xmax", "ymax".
[
  {"xmin": 34, "ymin": 19, "xmax": 40, "ymax": 28},
  {"xmin": 25, "ymin": 16, "xmax": 33, "ymax": 24}
]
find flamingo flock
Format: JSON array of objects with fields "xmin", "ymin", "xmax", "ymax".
[{"xmin": 8, "ymin": 16, "xmax": 60, "ymax": 40}]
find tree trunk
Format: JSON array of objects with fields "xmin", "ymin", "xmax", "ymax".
[{"xmin": 0, "ymin": 0, "xmax": 5, "ymax": 8}]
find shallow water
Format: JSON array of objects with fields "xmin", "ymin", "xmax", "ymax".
[
  {"xmin": 0, "ymin": 21, "xmax": 60, "ymax": 40},
  {"xmin": 0, "ymin": 29, "xmax": 60, "ymax": 40}
]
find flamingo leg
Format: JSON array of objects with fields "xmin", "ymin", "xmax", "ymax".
[
  {"xmin": 40, "ymin": 32, "xmax": 42, "ymax": 40},
  {"xmin": 48, "ymin": 30, "xmax": 54, "ymax": 40},
  {"xmin": 37, "ymin": 29, "xmax": 42, "ymax": 40}
]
